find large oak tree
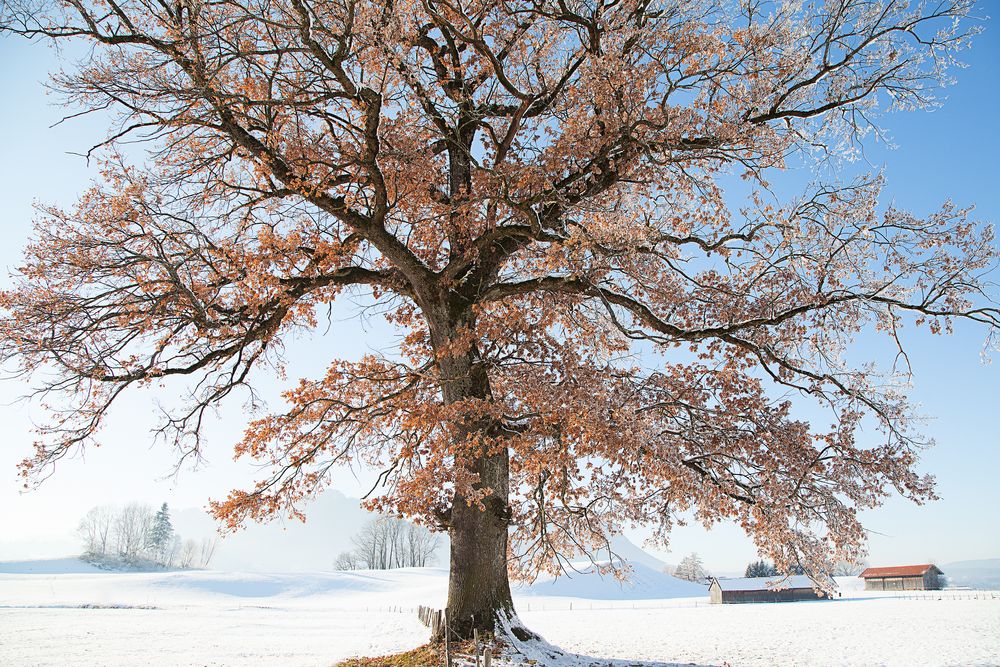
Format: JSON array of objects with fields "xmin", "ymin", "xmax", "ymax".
[{"xmin": 2, "ymin": 0, "xmax": 997, "ymax": 641}]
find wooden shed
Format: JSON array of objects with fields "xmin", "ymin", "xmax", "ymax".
[
  {"xmin": 859, "ymin": 564, "xmax": 944, "ymax": 591},
  {"xmin": 708, "ymin": 575, "xmax": 830, "ymax": 604}
]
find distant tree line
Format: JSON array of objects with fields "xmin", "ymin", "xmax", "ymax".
[
  {"xmin": 664, "ymin": 552, "xmax": 870, "ymax": 582},
  {"xmin": 334, "ymin": 516, "xmax": 441, "ymax": 570},
  {"xmin": 78, "ymin": 502, "xmax": 216, "ymax": 569},
  {"xmin": 745, "ymin": 560, "xmax": 780, "ymax": 577},
  {"xmin": 743, "ymin": 558, "xmax": 867, "ymax": 578}
]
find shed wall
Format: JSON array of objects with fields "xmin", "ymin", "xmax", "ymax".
[
  {"xmin": 863, "ymin": 574, "xmax": 940, "ymax": 591},
  {"xmin": 716, "ymin": 588, "xmax": 826, "ymax": 604}
]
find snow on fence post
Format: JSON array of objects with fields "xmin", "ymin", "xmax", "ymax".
[
  {"xmin": 483, "ymin": 647, "xmax": 491, "ymax": 667},
  {"xmin": 474, "ymin": 628, "xmax": 480, "ymax": 667}
]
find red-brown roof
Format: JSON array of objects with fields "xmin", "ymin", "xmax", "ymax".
[{"xmin": 859, "ymin": 564, "xmax": 940, "ymax": 578}]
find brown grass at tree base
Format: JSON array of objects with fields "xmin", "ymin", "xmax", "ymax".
[{"xmin": 333, "ymin": 640, "xmax": 500, "ymax": 667}]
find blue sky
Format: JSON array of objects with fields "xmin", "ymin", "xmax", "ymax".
[{"xmin": 0, "ymin": 9, "xmax": 997, "ymax": 573}]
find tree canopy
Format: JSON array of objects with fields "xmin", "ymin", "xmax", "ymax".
[{"xmin": 2, "ymin": 0, "xmax": 996, "ymax": 636}]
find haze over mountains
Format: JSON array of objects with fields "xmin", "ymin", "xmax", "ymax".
[
  {"xmin": 941, "ymin": 559, "xmax": 1000, "ymax": 590},
  {"xmin": 4, "ymin": 488, "xmax": 997, "ymax": 590},
  {"xmin": 171, "ymin": 490, "xmax": 377, "ymax": 571},
  {"xmin": 171, "ymin": 491, "xmax": 672, "ymax": 577}
]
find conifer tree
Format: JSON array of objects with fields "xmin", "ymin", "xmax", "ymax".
[
  {"xmin": 745, "ymin": 560, "xmax": 779, "ymax": 578},
  {"xmin": 148, "ymin": 503, "xmax": 174, "ymax": 565}
]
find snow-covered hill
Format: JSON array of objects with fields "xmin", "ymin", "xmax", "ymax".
[
  {"xmin": 0, "ymin": 557, "xmax": 105, "ymax": 574},
  {"xmin": 2, "ymin": 557, "xmax": 999, "ymax": 666}
]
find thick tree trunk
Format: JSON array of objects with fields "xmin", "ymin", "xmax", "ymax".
[
  {"xmin": 423, "ymin": 301, "xmax": 523, "ymax": 640},
  {"xmin": 445, "ymin": 448, "xmax": 515, "ymax": 639}
]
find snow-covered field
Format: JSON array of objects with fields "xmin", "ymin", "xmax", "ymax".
[{"xmin": 2, "ymin": 559, "xmax": 998, "ymax": 667}]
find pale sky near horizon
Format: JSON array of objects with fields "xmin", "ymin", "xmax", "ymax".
[{"xmin": 0, "ymin": 8, "xmax": 998, "ymax": 574}]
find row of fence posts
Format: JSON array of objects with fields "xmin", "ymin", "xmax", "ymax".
[{"xmin": 416, "ymin": 606, "xmax": 493, "ymax": 667}]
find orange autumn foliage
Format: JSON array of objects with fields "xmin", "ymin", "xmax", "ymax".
[{"xmin": 0, "ymin": 0, "xmax": 996, "ymax": 598}]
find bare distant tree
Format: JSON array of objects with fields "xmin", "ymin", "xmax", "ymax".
[
  {"xmin": 77, "ymin": 505, "xmax": 115, "ymax": 558},
  {"xmin": 197, "ymin": 537, "xmax": 218, "ymax": 568},
  {"xmin": 406, "ymin": 521, "xmax": 441, "ymax": 567},
  {"xmin": 834, "ymin": 559, "xmax": 869, "ymax": 577},
  {"xmin": 167, "ymin": 535, "xmax": 183, "ymax": 568},
  {"xmin": 350, "ymin": 520, "xmax": 382, "ymax": 570},
  {"xmin": 333, "ymin": 551, "xmax": 361, "ymax": 571},
  {"xmin": 347, "ymin": 516, "xmax": 441, "ymax": 570},
  {"xmin": 114, "ymin": 503, "xmax": 155, "ymax": 563},
  {"xmin": 178, "ymin": 539, "xmax": 199, "ymax": 569}
]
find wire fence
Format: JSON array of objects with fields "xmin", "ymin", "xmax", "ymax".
[
  {"xmin": 520, "ymin": 590, "xmax": 1000, "ymax": 611},
  {"xmin": 854, "ymin": 589, "xmax": 1000, "ymax": 602},
  {"xmin": 303, "ymin": 589, "xmax": 1000, "ymax": 618},
  {"xmin": 394, "ymin": 590, "xmax": 1000, "ymax": 617}
]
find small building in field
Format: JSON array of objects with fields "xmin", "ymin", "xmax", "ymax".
[
  {"xmin": 708, "ymin": 575, "xmax": 830, "ymax": 604},
  {"xmin": 859, "ymin": 564, "xmax": 944, "ymax": 591}
]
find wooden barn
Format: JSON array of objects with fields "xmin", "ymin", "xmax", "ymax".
[
  {"xmin": 859, "ymin": 564, "xmax": 944, "ymax": 591},
  {"xmin": 708, "ymin": 575, "xmax": 831, "ymax": 604}
]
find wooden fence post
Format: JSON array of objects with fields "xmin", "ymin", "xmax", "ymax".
[{"xmin": 443, "ymin": 610, "xmax": 451, "ymax": 667}]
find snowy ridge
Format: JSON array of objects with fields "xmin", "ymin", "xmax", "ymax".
[{"xmin": 602, "ymin": 535, "xmax": 670, "ymax": 572}]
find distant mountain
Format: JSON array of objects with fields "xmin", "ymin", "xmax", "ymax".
[
  {"xmin": 516, "ymin": 535, "xmax": 706, "ymax": 600},
  {"xmin": 519, "ymin": 560, "xmax": 706, "ymax": 600},
  {"xmin": 602, "ymin": 535, "xmax": 669, "ymax": 572},
  {"xmin": 941, "ymin": 558, "xmax": 1000, "ymax": 590}
]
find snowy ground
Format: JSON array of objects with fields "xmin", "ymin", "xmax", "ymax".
[{"xmin": 1, "ymin": 559, "xmax": 998, "ymax": 666}]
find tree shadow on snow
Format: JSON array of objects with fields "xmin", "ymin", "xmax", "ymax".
[{"xmin": 500, "ymin": 614, "xmax": 722, "ymax": 667}]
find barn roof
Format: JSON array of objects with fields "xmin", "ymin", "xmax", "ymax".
[
  {"xmin": 859, "ymin": 564, "xmax": 940, "ymax": 578},
  {"xmin": 710, "ymin": 575, "xmax": 816, "ymax": 592}
]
